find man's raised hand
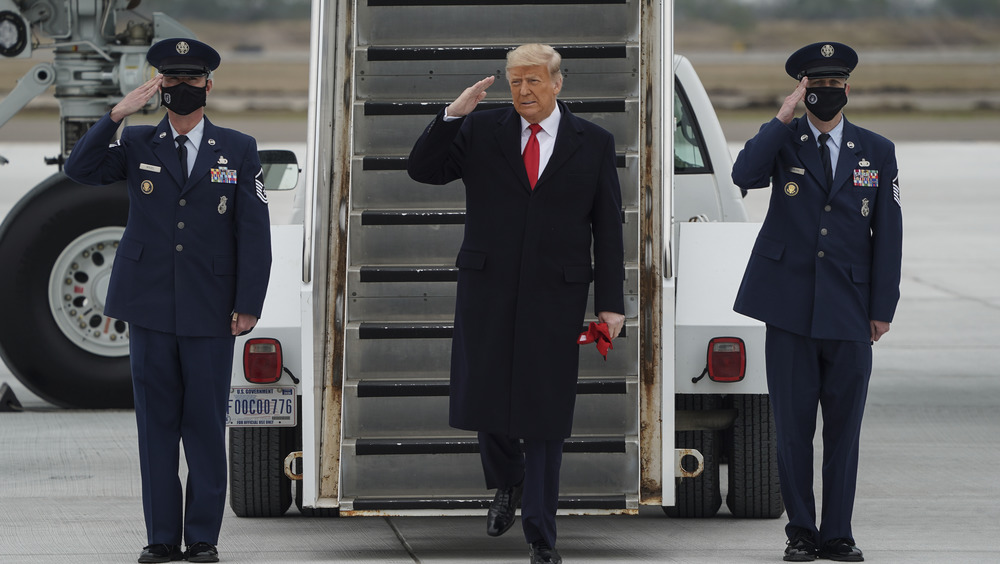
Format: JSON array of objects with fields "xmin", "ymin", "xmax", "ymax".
[{"xmin": 446, "ymin": 75, "xmax": 496, "ymax": 118}]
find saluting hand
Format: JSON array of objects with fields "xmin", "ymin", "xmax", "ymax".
[
  {"xmin": 446, "ymin": 75, "xmax": 496, "ymax": 118},
  {"xmin": 232, "ymin": 313, "xmax": 259, "ymax": 336},
  {"xmin": 598, "ymin": 311, "xmax": 626, "ymax": 340},
  {"xmin": 110, "ymin": 74, "xmax": 163, "ymax": 123},
  {"xmin": 777, "ymin": 77, "xmax": 809, "ymax": 124}
]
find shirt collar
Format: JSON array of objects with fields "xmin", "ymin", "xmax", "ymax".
[
  {"xmin": 169, "ymin": 117, "xmax": 206, "ymax": 149},
  {"xmin": 520, "ymin": 103, "xmax": 561, "ymax": 137},
  {"xmin": 807, "ymin": 115, "xmax": 845, "ymax": 149}
]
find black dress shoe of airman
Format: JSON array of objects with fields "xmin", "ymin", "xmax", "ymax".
[
  {"xmin": 137, "ymin": 544, "xmax": 183, "ymax": 563},
  {"xmin": 783, "ymin": 533, "xmax": 818, "ymax": 562},
  {"xmin": 529, "ymin": 541, "xmax": 562, "ymax": 564},
  {"xmin": 185, "ymin": 542, "xmax": 220, "ymax": 563},
  {"xmin": 486, "ymin": 480, "xmax": 523, "ymax": 537},
  {"xmin": 819, "ymin": 539, "xmax": 864, "ymax": 562}
]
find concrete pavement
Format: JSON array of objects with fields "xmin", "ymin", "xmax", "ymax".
[{"xmin": 2, "ymin": 141, "xmax": 999, "ymax": 563}]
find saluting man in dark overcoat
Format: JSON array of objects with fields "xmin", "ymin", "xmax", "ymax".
[
  {"xmin": 408, "ymin": 43, "xmax": 626, "ymax": 564},
  {"xmin": 64, "ymin": 38, "xmax": 271, "ymax": 564},
  {"xmin": 731, "ymin": 42, "xmax": 902, "ymax": 563}
]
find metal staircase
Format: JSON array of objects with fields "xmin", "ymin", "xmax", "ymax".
[{"xmin": 338, "ymin": 0, "xmax": 642, "ymax": 514}]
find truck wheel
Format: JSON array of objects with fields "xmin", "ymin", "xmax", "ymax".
[
  {"xmin": 663, "ymin": 394, "xmax": 722, "ymax": 518},
  {"xmin": 229, "ymin": 426, "xmax": 294, "ymax": 517},
  {"xmin": 0, "ymin": 173, "xmax": 131, "ymax": 408},
  {"xmin": 726, "ymin": 394, "xmax": 784, "ymax": 518}
]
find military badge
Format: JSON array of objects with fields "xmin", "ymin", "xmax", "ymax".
[
  {"xmin": 861, "ymin": 198, "xmax": 870, "ymax": 217},
  {"xmin": 159, "ymin": 132, "xmax": 167, "ymax": 139},
  {"xmin": 208, "ymin": 139, "xmax": 216, "ymax": 146},
  {"xmin": 175, "ymin": 41, "xmax": 190, "ymax": 55},
  {"xmin": 255, "ymin": 168, "xmax": 268, "ymax": 204},
  {"xmin": 218, "ymin": 196, "xmax": 228, "ymax": 215},
  {"xmin": 211, "ymin": 167, "xmax": 238, "ymax": 184},
  {"xmin": 846, "ymin": 141, "xmax": 855, "ymax": 149},
  {"xmin": 800, "ymin": 134, "xmax": 809, "ymax": 142},
  {"xmin": 858, "ymin": 158, "xmax": 870, "ymax": 167},
  {"xmin": 784, "ymin": 182, "xmax": 799, "ymax": 197},
  {"xmin": 141, "ymin": 180, "xmax": 154, "ymax": 194},
  {"xmin": 853, "ymin": 169, "xmax": 878, "ymax": 187},
  {"xmin": 218, "ymin": 155, "xmax": 228, "ymax": 165}
]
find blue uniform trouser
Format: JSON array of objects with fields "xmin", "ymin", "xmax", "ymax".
[
  {"xmin": 765, "ymin": 325, "xmax": 872, "ymax": 544},
  {"xmin": 478, "ymin": 432, "xmax": 564, "ymax": 548},
  {"xmin": 130, "ymin": 324, "xmax": 235, "ymax": 546}
]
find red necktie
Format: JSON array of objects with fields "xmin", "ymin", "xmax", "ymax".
[{"xmin": 523, "ymin": 123, "xmax": 542, "ymax": 189}]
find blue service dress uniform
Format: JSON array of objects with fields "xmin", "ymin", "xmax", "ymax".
[
  {"xmin": 64, "ymin": 112, "xmax": 271, "ymax": 546},
  {"xmin": 732, "ymin": 115, "xmax": 902, "ymax": 543}
]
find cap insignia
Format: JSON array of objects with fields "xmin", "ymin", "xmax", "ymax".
[
  {"xmin": 176, "ymin": 41, "xmax": 190, "ymax": 55},
  {"xmin": 821, "ymin": 44, "xmax": 835, "ymax": 58}
]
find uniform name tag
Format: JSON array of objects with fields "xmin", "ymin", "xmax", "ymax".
[
  {"xmin": 853, "ymin": 169, "xmax": 878, "ymax": 187},
  {"xmin": 211, "ymin": 167, "xmax": 238, "ymax": 184},
  {"xmin": 789, "ymin": 167, "xmax": 805, "ymax": 176},
  {"xmin": 139, "ymin": 163, "xmax": 161, "ymax": 173}
]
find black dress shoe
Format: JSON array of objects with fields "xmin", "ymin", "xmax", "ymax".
[
  {"xmin": 819, "ymin": 539, "xmax": 864, "ymax": 562},
  {"xmin": 486, "ymin": 480, "xmax": 523, "ymax": 537},
  {"xmin": 138, "ymin": 544, "xmax": 183, "ymax": 563},
  {"xmin": 186, "ymin": 542, "xmax": 220, "ymax": 563},
  {"xmin": 529, "ymin": 541, "xmax": 562, "ymax": 564},
  {"xmin": 783, "ymin": 533, "xmax": 818, "ymax": 562}
]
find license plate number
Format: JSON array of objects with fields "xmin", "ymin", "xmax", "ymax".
[{"xmin": 226, "ymin": 386, "xmax": 296, "ymax": 427}]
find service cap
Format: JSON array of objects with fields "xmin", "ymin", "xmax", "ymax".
[
  {"xmin": 785, "ymin": 42, "xmax": 857, "ymax": 81},
  {"xmin": 147, "ymin": 38, "xmax": 221, "ymax": 77}
]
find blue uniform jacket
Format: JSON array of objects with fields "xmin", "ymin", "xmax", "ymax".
[
  {"xmin": 732, "ymin": 116, "xmax": 902, "ymax": 342},
  {"xmin": 64, "ymin": 113, "xmax": 271, "ymax": 337}
]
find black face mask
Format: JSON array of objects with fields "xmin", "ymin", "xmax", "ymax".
[
  {"xmin": 161, "ymin": 82, "xmax": 207, "ymax": 116},
  {"xmin": 804, "ymin": 86, "xmax": 847, "ymax": 122}
]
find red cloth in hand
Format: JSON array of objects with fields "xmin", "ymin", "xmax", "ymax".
[{"xmin": 578, "ymin": 322, "xmax": 613, "ymax": 360}]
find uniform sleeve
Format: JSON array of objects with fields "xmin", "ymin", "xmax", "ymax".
[
  {"xmin": 731, "ymin": 117, "xmax": 794, "ymax": 191},
  {"xmin": 407, "ymin": 109, "xmax": 468, "ymax": 185},
  {"xmin": 233, "ymin": 137, "xmax": 272, "ymax": 317},
  {"xmin": 869, "ymin": 145, "xmax": 902, "ymax": 323},
  {"xmin": 63, "ymin": 113, "xmax": 129, "ymax": 186},
  {"xmin": 591, "ymin": 132, "xmax": 626, "ymax": 316}
]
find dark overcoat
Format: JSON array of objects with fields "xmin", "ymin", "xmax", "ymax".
[
  {"xmin": 732, "ymin": 115, "xmax": 902, "ymax": 342},
  {"xmin": 64, "ymin": 113, "xmax": 271, "ymax": 337},
  {"xmin": 407, "ymin": 102, "xmax": 625, "ymax": 439}
]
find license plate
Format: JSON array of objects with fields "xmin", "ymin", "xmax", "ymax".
[{"xmin": 226, "ymin": 386, "xmax": 297, "ymax": 427}]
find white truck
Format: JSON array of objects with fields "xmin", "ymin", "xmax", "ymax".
[{"xmin": 0, "ymin": 0, "xmax": 779, "ymax": 519}]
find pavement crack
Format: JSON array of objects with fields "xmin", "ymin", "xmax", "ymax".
[{"xmin": 385, "ymin": 516, "xmax": 421, "ymax": 563}]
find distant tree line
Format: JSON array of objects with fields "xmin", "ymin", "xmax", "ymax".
[{"xmin": 678, "ymin": 0, "xmax": 998, "ymax": 29}]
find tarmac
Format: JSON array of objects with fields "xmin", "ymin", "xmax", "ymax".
[{"xmin": 2, "ymin": 139, "xmax": 999, "ymax": 563}]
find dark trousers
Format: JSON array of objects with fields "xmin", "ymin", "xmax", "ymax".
[
  {"xmin": 765, "ymin": 325, "xmax": 872, "ymax": 544},
  {"xmin": 130, "ymin": 324, "xmax": 235, "ymax": 546},
  {"xmin": 478, "ymin": 432, "xmax": 564, "ymax": 548}
]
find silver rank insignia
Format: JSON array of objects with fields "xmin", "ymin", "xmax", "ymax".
[
  {"xmin": 141, "ymin": 180, "xmax": 153, "ymax": 194},
  {"xmin": 861, "ymin": 198, "xmax": 870, "ymax": 217},
  {"xmin": 218, "ymin": 155, "xmax": 228, "ymax": 165},
  {"xmin": 218, "ymin": 196, "xmax": 228, "ymax": 214}
]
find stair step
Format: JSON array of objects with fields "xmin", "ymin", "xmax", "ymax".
[
  {"xmin": 354, "ymin": 436, "xmax": 627, "ymax": 455},
  {"xmin": 356, "ymin": 377, "xmax": 628, "ymax": 398},
  {"xmin": 348, "ymin": 494, "xmax": 629, "ymax": 512}
]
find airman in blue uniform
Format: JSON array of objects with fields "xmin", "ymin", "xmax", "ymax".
[
  {"xmin": 64, "ymin": 38, "xmax": 271, "ymax": 564},
  {"xmin": 731, "ymin": 42, "xmax": 902, "ymax": 562}
]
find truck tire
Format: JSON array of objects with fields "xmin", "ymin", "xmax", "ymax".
[
  {"xmin": 726, "ymin": 394, "xmax": 784, "ymax": 518},
  {"xmin": 663, "ymin": 394, "xmax": 722, "ymax": 518},
  {"xmin": 229, "ymin": 426, "xmax": 293, "ymax": 517},
  {"xmin": 0, "ymin": 173, "xmax": 131, "ymax": 408}
]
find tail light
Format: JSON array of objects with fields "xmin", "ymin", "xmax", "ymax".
[
  {"xmin": 243, "ymin": 338, "xmax": 282, "ymax": 383},
  {"xmin": 707, "ymin": 337, "xmax": 746, "ymax": 382}
]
